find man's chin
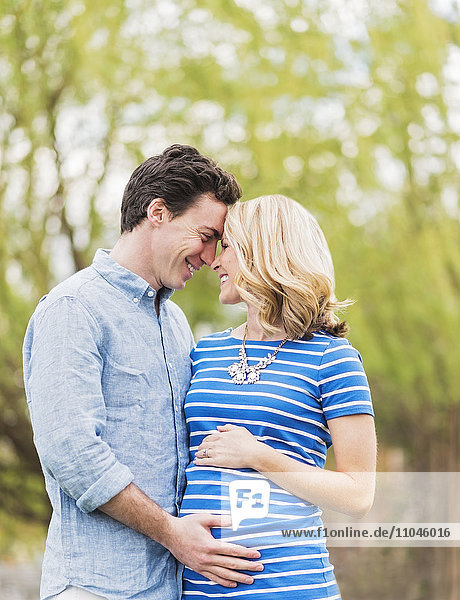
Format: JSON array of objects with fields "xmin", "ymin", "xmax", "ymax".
[{"xmin": 171, "ymin": 278, "xmax": 188, "ymax": 291}]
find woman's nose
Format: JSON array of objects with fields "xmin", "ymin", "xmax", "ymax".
[{"xmin": 210, "ymin": 254, "xmax": 220, "ymax": 271}]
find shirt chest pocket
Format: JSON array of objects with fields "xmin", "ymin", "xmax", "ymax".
[
  {"xmin": 102, "ymin": 332, "xmax": 162, "ymax": 408},
  {"xmin": 102, "ymin": 355, "xmax": 158, "ymax": 409}
]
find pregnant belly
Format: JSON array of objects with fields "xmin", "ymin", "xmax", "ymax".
[{"xmin": 180, "ymin": 464, "xmax": 324, "ymax": 546}]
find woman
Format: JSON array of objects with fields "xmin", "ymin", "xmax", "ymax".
[{"xmin": 180, "ymin": 194, "xmax": 377, "ymax": 599}]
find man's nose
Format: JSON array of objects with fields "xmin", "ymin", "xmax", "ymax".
[
  {"xmin": 210, "ymin": 253, "xmax": 220, "ymax": 271},
  {"xmin": 201, "ymin": 241, "xmax": 218, "ymax": 267}
]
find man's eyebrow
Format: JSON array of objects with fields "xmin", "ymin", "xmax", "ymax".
[{"xmin": 201, "ymin": 227, "xmax": 221, "ymax": 239}]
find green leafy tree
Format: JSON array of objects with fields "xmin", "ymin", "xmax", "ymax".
[{"xmin": 1, "ymin": 0, "xmax": 458, "ymax": 596}]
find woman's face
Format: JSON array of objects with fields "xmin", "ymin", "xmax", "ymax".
[{"xmin": 211, "ymin": 235, "xmax": 242, "ymax": 305}]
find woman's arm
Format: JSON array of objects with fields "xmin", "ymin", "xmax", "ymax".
[{"xmin": 194, "ymin": 414, "xmax": 377, "ymax": 519}]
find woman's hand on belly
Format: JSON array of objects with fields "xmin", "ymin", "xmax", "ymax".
[
  {"xmin": 194, "ymin": 416, "xmax": 377, "ymax": 519},
  {"xmin": 194, "ymin": 424, "xmax": 265, "ymax": 469}
]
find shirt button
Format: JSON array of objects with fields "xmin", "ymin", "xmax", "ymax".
[
  {"xmin": 133, "ymin": 297, "xmax": 139, "ymax": 303},
  {"xmin": 148, "ymin": 291, "xmax": 154, "ymax": 297},
  {"xmin": 168, "ymin": 362, "xmax": 173, "ymax": 369}
]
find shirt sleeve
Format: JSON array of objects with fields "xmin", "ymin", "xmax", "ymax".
[
  {"xmin": 318, "ymin": 337, "xmax": 374, "ymax": 421},
  {"xmin": 190, "ymin": 343, "xmax": 198, "ymax": 369},
  {"xmin": 23, "ymin": 295, "xmax": 134, "ymax": 513}
]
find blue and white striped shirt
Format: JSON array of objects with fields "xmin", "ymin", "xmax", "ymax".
[{"xmin": 181, "ymin": 328, "xmax": 374, "ymax": 599}]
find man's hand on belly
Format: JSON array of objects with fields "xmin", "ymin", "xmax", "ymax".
[
  {"xmin": 161, "ymin": 513, "xmax": 264, "ymax": 587},
  {"xmin": 100, "ymin": 482, "xmax": 264, "ymax": 587}
]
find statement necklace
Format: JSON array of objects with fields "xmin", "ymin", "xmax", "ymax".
[{"xmin": 227, "ymin": 326, "xmax": 289, "ymax": 384}]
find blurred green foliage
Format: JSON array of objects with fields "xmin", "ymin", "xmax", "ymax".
[{"xmin": 0, "ymin": 0, "xmax": 459, "ymax": 595}]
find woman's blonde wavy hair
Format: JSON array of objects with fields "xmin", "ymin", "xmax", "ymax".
[{"xmin": 224, "ymin": 194, "xmax": 352, "ymax": 340}]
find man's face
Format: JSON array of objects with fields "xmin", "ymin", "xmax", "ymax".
[{"xmin": 153, "ymin": 193, "xmax": 228, "ymax": 291}]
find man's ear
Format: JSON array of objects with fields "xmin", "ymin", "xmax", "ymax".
[{"xmin": 146, "ymin": 198, "xmax": 167, "ymax": 227}]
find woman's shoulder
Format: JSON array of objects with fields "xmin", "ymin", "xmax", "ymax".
[
  {"xmin": 290, "ymin": 332, "xmax": 358, "ymax": 365},
  {"xmin": 200, "ymin": 327, "xmax": 234, "ymax": 341},
  {"xmin": 295, "ymin": 330, "xmax": 351, "ymax": 349},
  {"xmin": 307, "ymin": 331, "xmax": 366, "ymax": 372},
  {"xmin": 193, "ymin": 328, "xmax": 235, "ymax": 351}
]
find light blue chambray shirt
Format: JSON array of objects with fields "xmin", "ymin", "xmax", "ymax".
[{"xmin": 23, "ymin": 249, "xmax": 193, "ymax": 600}]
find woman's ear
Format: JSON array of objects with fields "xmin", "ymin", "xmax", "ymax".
[{"xmin": 146, "ymin": 198, "xmax": 167, "ymax": 227}]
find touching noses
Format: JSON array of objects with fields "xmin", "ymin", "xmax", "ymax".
[
  {"xmin": 200, "ymin": 240, "xmax": 219, "ymax": 268},
  {"xmin": 210, "ymin": 252, "xmax": 221, "ymax": 271}
]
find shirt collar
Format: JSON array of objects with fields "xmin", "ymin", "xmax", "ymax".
[{"xmin": 91, "ymin": 249, "xmax": 174, "ymax": 304}]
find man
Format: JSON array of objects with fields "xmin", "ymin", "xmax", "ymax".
[{"xmin": 23, "ymin": 145, "xmax": 263, "ymax": 600}]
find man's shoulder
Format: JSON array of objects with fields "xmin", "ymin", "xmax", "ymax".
[
  {"xmin": 24, "ymin": 267, "xmax": 104, "ymax": 353},
  {"xmin": 34, "ymin": 266, "xmax": 100, "ymax": 315}
]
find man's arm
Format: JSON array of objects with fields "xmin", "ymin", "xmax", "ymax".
[
  {"xmin": 24, "ymin": 297, "xmax": 262, "ymax": 586},
  {"xmin": 24, "ymin": 296, "xmax": 134, "ymax": 512},
  {"xmin": 100, "ymin": 483, "xmax": 263, "ymax": 588}
]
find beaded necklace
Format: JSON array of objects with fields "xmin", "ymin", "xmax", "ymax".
[{"xmin": 227, "ymin": 325, "xmax": 289, "ymax": 384}]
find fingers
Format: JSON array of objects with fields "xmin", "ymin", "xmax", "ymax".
[
  {"xmin": 195, "ymin": 515, "xmax": 262, "ymax": 560},
  {"xmin": 199, "ymin": 513, "xmax": 232, "ymax": 529},
  {"xmin": 211, "ymin": 514, "xmax": 232, "ymax": 528},
  {"xmin": 194, "ymin": 448, "xmax": 215, "ymax": 463},
  {"xmin": 198, "ymin": 549, "xmax": 263, "ymax": 577},
  {"xmin": 200, "ymin": 565, "xmax": 258, "ymax": 586},
  {"xmin": 202, "ymin": 433, "xmax": 221, "ymax": 443},
  {"xmin": 172, "ymin": 514, "xmax": 264, "ymax": 588},
  {"xmin": 210, "ymin": 553, "xmax": 263, "ymax": 572},
  {"xmin": 216, "ymin": 424, "xmax": 238, "ymax": 431},
  {"xmin": 195, "ymin": 447, "xmax": 211, "ymax": 459},
  {"xmin": 216, "ymin": 540, "xmax": 262, "ymax": 560},
  {"xmin": 200, "ymin": 570, "xmax": 238, "ymax": 588}
]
